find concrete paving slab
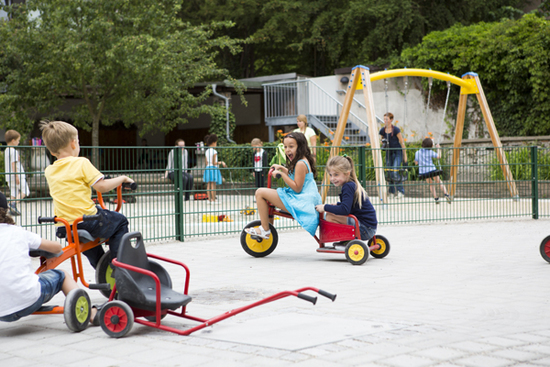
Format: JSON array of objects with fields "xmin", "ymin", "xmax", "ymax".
[
  {"xmin": 1, "ymin": 218, "xmax": 550, "ymax": 366},
  {"xmin": 195, "ymin": 313, "xmax": 406, "ymax": 350}
]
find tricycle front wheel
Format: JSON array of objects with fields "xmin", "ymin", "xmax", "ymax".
[
  {"xmin": 539, "ymin": 235, "xmax": 550, "ymax": 263},
  {"xmin": 240, "ymin": 220, "xmax": 278, "ymax": 258}
]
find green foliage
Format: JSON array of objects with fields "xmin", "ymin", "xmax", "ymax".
[
  {"xmin": 489, "ymin": 147, "xmax": 550, "ymax": 181},
  {"xmin": 0, "ymin": 0, "xmax": 243, "ymax": 146},
  {"xmin": 180, "ymin": 0, "xmax": 525, "ymax": 78},
  {"xmin": 397, "ymin": 14, "xmax": 550, "ymax": 137},
  {"xmin": 0, "ymin": 150, "xmax": 5, "ymax": 186},
  {"xmin": 208, "ymin": 106, "xmax": 236, "ymax": 146}
]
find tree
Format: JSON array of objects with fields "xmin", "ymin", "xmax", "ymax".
[
  {"xmin": 180, "ymin": 0, "xmax": 527, "ymax": 78},
  {"xmin": 0, "ymin": 0, "xmax": 242, "ymax": 146},
  {"xmin": 397, "ymin": 13, "xmax": 550, "ymax": 137}
]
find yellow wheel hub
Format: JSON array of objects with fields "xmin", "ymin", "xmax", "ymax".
[
  {"xmin": 245, "ymin": 227, "xmax": 274, "ymax": 253},
  {"xmin": 347, "ymin": 244, "xmax": 365, "ymax": 262},
  {"xmin": 75, "ymin": 296, "xmax": 89, "ymax": 323},
  {"xmin": 371, "ymin": 239, "xmax": 386, "ymax": 255}
]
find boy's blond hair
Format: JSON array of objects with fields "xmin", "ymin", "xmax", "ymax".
[
  {"xmin": 5, "ymin": 130, "xmax": 20, "ymax": 143},
  {"xmin": 40, "ymin": 120, "xmax": 78, "ymax": 155},
  {"xmin": 251, "ymin": 138, "xmax": 263, "ymax": 146}
]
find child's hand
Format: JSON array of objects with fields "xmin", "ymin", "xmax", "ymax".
[
  {"xmin": 435, "ymin": 143, "xmax": 441, "ymax": 148},
  {"xmin": 315, "ymin": 204, "xmax": 325, "ymax": 213},
  {"xmin": 123, "ymin": 176, "xmax": 135, "ymax": 184},
  {"xmin": 271, "ymin": 168, "xmax": 283, "ymax": 178}
]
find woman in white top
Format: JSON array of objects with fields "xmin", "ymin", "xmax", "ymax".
[{"xmin": 293, "ymin": 114, "xmax": 317, "ymax": 155}]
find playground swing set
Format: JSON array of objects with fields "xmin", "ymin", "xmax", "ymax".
[{"xmin": 320, "ymin": 66, "xmax": 519, "ymax": 205}]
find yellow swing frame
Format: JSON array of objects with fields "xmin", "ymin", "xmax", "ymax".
[{"xmin": 321, "ymin": 66, "xmax": 518, "ymax": 204}]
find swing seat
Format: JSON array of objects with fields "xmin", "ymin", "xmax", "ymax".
[
  {"xmin": 384, "ymin": 168, "xmax": 408, "ymax": 184},
  {"xmin": 418, "ymin": 169, "xmax": 445, "ymax": 180}
]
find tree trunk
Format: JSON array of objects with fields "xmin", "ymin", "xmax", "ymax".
[{"xmin": 91, "ymin": 115, "xmax": 100, "ymax": 168}]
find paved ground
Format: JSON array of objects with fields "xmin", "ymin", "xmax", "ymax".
[{"xmin": 1, "ymin": 218, "xmax": 550, "ymax": 367}]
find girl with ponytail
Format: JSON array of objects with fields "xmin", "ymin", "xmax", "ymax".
[{"xmin": 315, "ymin": 155, "xmax": 377, "ymax": 242}]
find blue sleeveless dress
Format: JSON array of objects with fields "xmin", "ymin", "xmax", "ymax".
[{"xmin": 277, "ymin": 159, "xmax": 322, "ymax": 236}]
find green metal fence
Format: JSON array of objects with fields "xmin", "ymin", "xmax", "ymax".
[{"xmin": 0, "ymin": 144, "xmax": 548, "ymax": 243}]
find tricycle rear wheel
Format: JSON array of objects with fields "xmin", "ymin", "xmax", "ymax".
[
  {"xmin": 369, "ymin": 235, "xmax": 390, "ymax": 259},
  {"xmin": 240, "ymin": 220, "xmax": 278, "ymax": 257},
  {"xmin": 345, "ymin": 240, "xmax": 368, "ymax": 265}
]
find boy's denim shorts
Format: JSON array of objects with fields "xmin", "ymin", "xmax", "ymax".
[{"xmin": 0, "ymin": 269, "xmax": 65, "ymax": 322}]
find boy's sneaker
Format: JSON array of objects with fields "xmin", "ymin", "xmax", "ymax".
[
  {"xmin": 434, "ymin": 198, "xmax": 440, "ymax": 205},
  {"xmin": 397, "ymin": 192, "xmax": 405, "ymax": 200},
  {"xmin": 9, "ymin": 203, "xmax": 20, "ymax": 216},
  {"xmin": 445, "ymin": 194, "xmax": 452, "ymax": 204}
]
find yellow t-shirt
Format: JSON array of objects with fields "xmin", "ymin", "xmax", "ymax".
[{"xmin": 45, "ymin": 157, "xmax": 104, "ymax": 224}]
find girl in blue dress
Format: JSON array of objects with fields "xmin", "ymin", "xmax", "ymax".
[
  {"xmin": 245, "ymin": 132, "xmax": 321, "ymax": 239},
  {"xmin": 203, "ymin": 134, "xmax": 226, "ymax": 203}
]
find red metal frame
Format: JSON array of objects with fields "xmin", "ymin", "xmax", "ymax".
[
  {"xmin": 110, "ymin": 253, "xmax": 332, "ymax": 336},
  {"xmin": 266, "ymin": 168, "xmax": 381, "ymax": 255}
]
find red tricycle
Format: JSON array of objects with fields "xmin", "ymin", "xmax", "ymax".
[
  {"xmin": 29, "ymin": 183, "xmax": 136, "ymax": 331},
  {"xmin": 97, "ymin": 231, "xmax": 336, "ymax": 338},
  {"xmin": 240, "ymin": 169, "xmax": 390, "ymax": 265}
]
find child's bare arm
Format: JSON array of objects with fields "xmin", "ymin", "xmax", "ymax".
[
  {"xmin": 277, "ymin": 161, "xmax": 307, "ymax": 193},
  {"xmin": 38, "ymin": 239, "xmax": 62, "ymax": 253},
  {"xmin": 93, "ymin": 176, "xmax": 134, "ymax": 193}
]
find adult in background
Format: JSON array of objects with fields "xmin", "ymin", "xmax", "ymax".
[
  {"xmin": 379, "ymin": 112, "xmax": 407, "ymax": 199},
  {"xmin": 294, "ymin": 114, "xmax": 317, "ymax": 155},
  {"xmin": 165, "ymin": 139, "xmax": 194, "ymax": 201}
]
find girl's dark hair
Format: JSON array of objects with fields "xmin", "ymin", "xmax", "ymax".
[
  {"xmin": 204, "ymin": 134, "xmax": 218, "ymax": 146},
  {"xmin": 422, "ymin": 138, "xmax": 434, "ymax": 148},
  {"xmin": 284, "ymin": 132, "xmax": 316, "ymax": 177},
  {"xmin": 0, "ymin": 208, "xmax": 15, "ymax": 225}
]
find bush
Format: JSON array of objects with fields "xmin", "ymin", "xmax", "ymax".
[{"xmin": 489, "ymin": 146, "xmax": 550, "ymax": 181}]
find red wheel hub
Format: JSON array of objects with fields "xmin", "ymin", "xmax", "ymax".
[{"xmin": 104, "ymin": 307, "xmax": 128, "ymax": 332}]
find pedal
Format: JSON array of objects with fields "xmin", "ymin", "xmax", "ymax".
[{"xmin": 88, "ymin": 283, "xmax": 112, "ymax": 291}]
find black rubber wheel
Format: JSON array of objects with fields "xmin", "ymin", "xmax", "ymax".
[
  {"xmin": 540, "ymin": 235, "xmax": 550, "ymax": 263},
  {"xmin": 240, "ymin": 220, "xmax": 278, "ymax": 258},
  {"xmin": 143, "ymin": 260, "xmax": 172, "ymax": 322},
  {"xmin": 64, "ymin": 288, "xmax": 91, "ymax": 332},
  {"xmin": 345, "ymin": 240, "xmax": 369, "ymax": 265},
  {"xmin": 96, "ymin": 251, "xmax": 115, "ymax": 298},
  {"xmin": 369, "ymin": 235, "xmax": 391, "ymax": 259},
  {"xmin": 99, "ymin": 301, "xmax": 134, "ymax": 338}
]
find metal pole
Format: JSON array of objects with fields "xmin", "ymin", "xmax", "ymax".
[{"xmin": 532, "ymin": 145, "xmax": 539, "ymax": 219}]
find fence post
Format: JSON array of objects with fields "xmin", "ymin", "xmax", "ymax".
[
  {"xmin": 174, "ymin": 148, "xmax": 185, "ymax": 240},
  {"xmin": 359, "ymin": 146, "xmax": 366, "ymax": 187},
  {"xmin": 531, "ymin": 145, "xmax": 539, "ymax": 219}
]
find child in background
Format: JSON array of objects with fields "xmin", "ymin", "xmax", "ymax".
[
  {"xmin": 165, "ymin": 139, "xmax": 194, "ymax": 201},
  {"xmin": 203, "ymin": 134, "xmax": 226, "ymax": 204},
  {"xmin": 414, "ymin": 138, "xmax": 451, "ymax": 204},
  {"xmin": 315, "ymin": 155, "xmax": 377, "ymax": 243},
  {"xmin": 0, "ymin": 192, "xmax": 98, "ymax": 324},
  {"xmin": 4, "ymin": 130, "xmax": 30, "ymax": 216},
  {"xmin": 40, "ymin": 121, "xmax": 134, "ymax": 269},
  {"xmin": 251, "ymin": 138, "xmax": 268, "ymax": 188},
  {"xmin": 246, "ymin": 132, "xmax": 321, "ymax": 239}
]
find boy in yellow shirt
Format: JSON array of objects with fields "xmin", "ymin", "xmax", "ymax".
[{"xmin": 40, "ymin": 121, "xmax": 134, "ymax": 269}]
